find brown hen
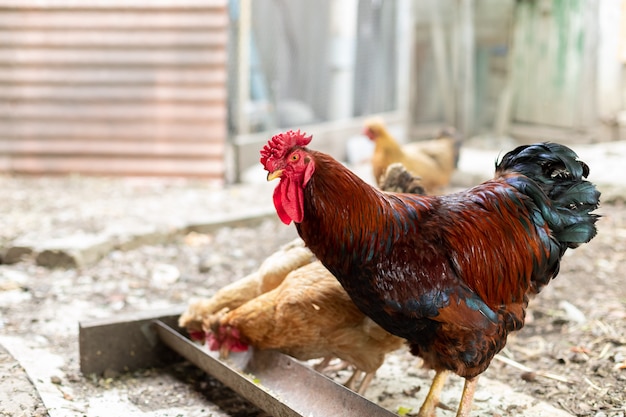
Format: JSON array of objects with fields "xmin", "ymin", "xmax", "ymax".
[
  {"xmin": 364, "ymin": 117, "xmax": 461, "ymax": 194},
  {"xmin": 207, "ymin": 261, "xmax": 405, "ymax": 394},
  {"xmin": 178, "ymin": 237, "xmax": 315, "ymax": 338}
]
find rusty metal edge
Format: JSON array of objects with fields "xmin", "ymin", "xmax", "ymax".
[{"xmin": 153, "ymin": 320, "xmax": 398, "ymax": 417}]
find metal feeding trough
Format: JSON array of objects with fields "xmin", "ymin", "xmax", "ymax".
[{"xmin": 79, "ymin": 309, "xmax": 397, "ymax": 417}]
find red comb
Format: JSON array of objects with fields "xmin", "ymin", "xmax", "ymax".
[{"xmin": 260, "ymin": 130, "xmax": 312, "ymax": 168}]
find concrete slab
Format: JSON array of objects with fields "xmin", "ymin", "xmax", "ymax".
[{"xmin": 34, "ymin": 234, "xmax": 114, "ymax": 268}]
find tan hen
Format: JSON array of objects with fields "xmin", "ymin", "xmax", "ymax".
[
  {"xmin": 364, "ymin": 117, "xmax": 461, "ymax": 194},
  {"xmin": 178, "ymin": 237, "xmax": 315, "ymax": 338},
  {"xmin": 207, "ymin": 261, "xmax": 405, "ymax": 394}
]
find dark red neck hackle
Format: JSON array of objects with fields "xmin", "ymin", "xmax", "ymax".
[{"xmin": 260, "ymin": 130, "xmax": 312, "ymax": 170}]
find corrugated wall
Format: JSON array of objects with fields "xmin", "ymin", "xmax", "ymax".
[{"xmin": 0, "ymin": 0, "xmax": 228, "ymax": 178}]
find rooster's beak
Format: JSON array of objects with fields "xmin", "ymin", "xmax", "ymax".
[{"xmin": 267, "ymin": 170, "xmax": 283, "ymax": 181}]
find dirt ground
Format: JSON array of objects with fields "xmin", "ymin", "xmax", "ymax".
[{"xmin": 0, "ymin": 157, "xmax": 624, "ymax": 416}]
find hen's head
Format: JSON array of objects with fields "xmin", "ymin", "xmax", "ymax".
[
  {"xmin": 363, "ymin": 117, "xmax": 388, "ymax": 141},
  {"xmin": 207, "ymin": 325, "xmax": 249, "ymax": 358},
  {"xmin": 260, "ymin": 130, "xmax": 316, "ymax": 225}
]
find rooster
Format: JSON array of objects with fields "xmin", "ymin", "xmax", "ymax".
[
  {"xmin": 260, "ymin": 130, "xmax": 600, "ymax": 416},
  {"xmin": 364, "ymin": 117, "xmax": 461, "ymax": 193}
]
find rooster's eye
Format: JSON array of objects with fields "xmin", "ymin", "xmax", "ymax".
[{"xmin": 291, "ymin": 153, "xmax": 299, "ymax": 162}]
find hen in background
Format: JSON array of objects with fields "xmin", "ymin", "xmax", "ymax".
[
  {"xmin": 364, "ymin": 117, "xmax": 462, "ymax": 194},
  {"xmin": 261, "ymin": 131, "xmax": 600, "ymax": 416}
]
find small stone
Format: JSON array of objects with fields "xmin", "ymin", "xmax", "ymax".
[
  {"xmin": 569, "ymin": 351, "xmax": 589, "ymax": 363},
  {"xmin": 102, "ymin": 368, "xmax": 120, "ymax": 379},
  {"xmin": 151, "ymin": 263, "xmax": 180, "ymax": 287},
  {"xmin": 37, "ymin": 250, "xmax": 78, "ymax": 269},
  {"xmin": 198, "ymin": 260, "xmax": 212, "ymax": 273},
  {"xmin": 50, "ymin": 375, "xmax": 62, "ymax": 385},
  {"xmin": 559, "ymin": 300, "xmax": 587, "ymax": 324},
  {"xmin": 183, "ymin": 231, "xmax": 212, "ymax": 247},
  {"xmin": 198, "ymin": 254, "xmax": 227, "ymax": 273},
  {"xmin": 2, "ymin": 246, "xmax": 34, "ymax": 264},
  {"xmin": 66, "ymin": 373, "xmax": 82, "ymax": 383}
]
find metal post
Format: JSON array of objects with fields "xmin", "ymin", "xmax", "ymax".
[{"xmin": 328, "ymin": 0, "xmax": 358, "ymax": 120}]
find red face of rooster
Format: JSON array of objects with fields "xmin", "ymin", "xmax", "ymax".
[{"xmin": 260, "ymin": 130, "xmax": 316, "ymax": 225}]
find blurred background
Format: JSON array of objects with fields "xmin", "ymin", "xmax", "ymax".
[
  {"xmin": 0, "ymin": 0, "xmax": 624, "ymax": 183},
  {"xmin": 1, "ymin": 2, "xmax": 625, "ymax": 415}
]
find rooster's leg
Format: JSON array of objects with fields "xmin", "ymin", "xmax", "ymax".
[
  {"xmin": 455, "ymin": 377, "xmax": 478, "ymax": 417},
  {"xmin": 417, "ymin": 370, "xmax": 449, "ymax": 417}
]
